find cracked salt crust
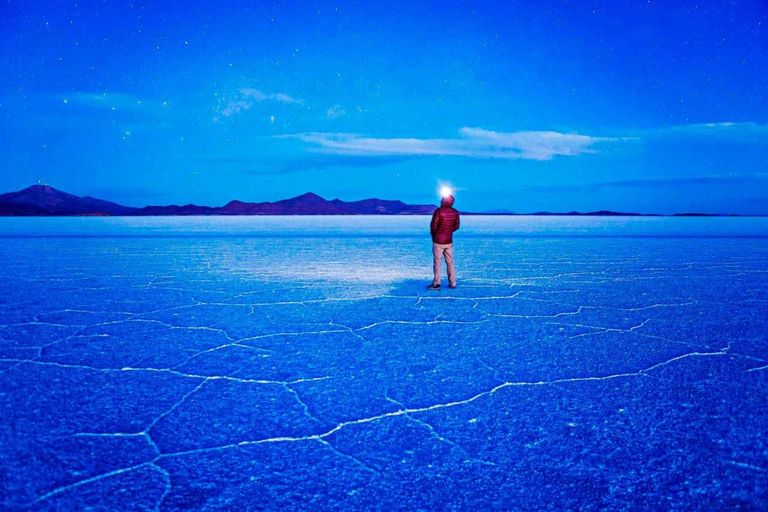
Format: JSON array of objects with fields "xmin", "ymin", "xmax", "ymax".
[{"xmin": 1, "ymin": 234, "xmax": 767, "ymax": 508}]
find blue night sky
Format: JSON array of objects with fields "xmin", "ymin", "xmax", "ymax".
[{"xmin": 1, "ymin": 0, "xmax": 766, "ymax": 213}]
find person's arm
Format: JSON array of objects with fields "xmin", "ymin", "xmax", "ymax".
[
  {"xmin": 453, "ymin": 211, "xmax": 460, "ymax": 232},
  {"xmin": 430, "ymin": 210, "xmax": 441, "ymax": 235}
]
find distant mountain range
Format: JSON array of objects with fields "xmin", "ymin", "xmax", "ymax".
[
  {"xmin": 0, "ymin": 185, "xmax": 137, "ymax": 216},
  {"xmin": 0, "ymin": 185, "xmax": 436, "ymax": 216},
  {"xmin": 0, "ymin": 185, "xmax": 748, "ymax": 217}
]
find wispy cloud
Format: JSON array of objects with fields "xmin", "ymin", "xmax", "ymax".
[
  {"xmin": 281, "ymin": 128, "xmax": 621, "ymax": 161},
  {"xmin": 530, "ymin": 173, "xmax": 768, "ymax": 192},
  {"xmin": 639, "ymin": 121, "xmax": 768, "ymax": 139},
  {"xmin": 217, "ymin": 88, "xmax": 303, "ymax": 119},
  {"xmin": 669, "ymin": 121, "xmax": 768, "ymax": 131},
  {"xmin": 240, "ymin": 88, "xmax": 303, "ymax": 104},
  {"xmin": 194, "ymin": 155, "xmax": 408, "ymax": 175},
  {"xmin": 60, "ymin": 92, "xmax": 162, "ymax": 110}
]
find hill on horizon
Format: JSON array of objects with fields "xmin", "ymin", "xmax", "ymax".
[
  {"xmin": 0, "ymin": 185, "xmax": 438, "ymax": 216},
  {"xmin": 0, "ymin": 185, "xmax": 745, "ymax": 217},
  {"xmin": 0, "ymin": 185, "xmax": 138, "ymax": 216}
]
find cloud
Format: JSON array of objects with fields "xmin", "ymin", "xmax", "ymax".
[
  {"xmin": 638, "ymin": 121, "xmax": 768, "ymax": 140},
  {"xmin": 281, "ymin": 128, "xmax": 620, "ymax": 161},
  {"xmin": 239, "ymin": 88, "xmax": 303, "ymax": 104},
  {"xmin": 61, "ymin": 92, "xmax": 159, "ymax": 110},
  {"xmin": 669, "ymin": 121, "xmax": 767, "ymax": 131},
  {"xmin": 613, "ymin": 173, "xmax": 768, "ymax": 188},
  {"xmin": 220, "ymin": 100, "xmax": 251, "ymax": 118},
  {"xmin": 250, "ymin": 155, "xmax": 408, "ymax": 175},
  {"xmin": 195, "ymin": 155, "xmax": 408, "ymax": 175},
  {"xmin": 217, "ymin": 88, "xmax": 303, "ymax": 119},
  {"xmin": 530, "ymin": 173, "xmax": 768, "ymax": 192}
]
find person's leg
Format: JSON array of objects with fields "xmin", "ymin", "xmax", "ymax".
[
  {"xmin": 444, "ymin": 244, "xmax": 457, "ymax": 287},
  {"xmin": 432, "ymin": 243, "xmax": 443, "ymax": 285}
]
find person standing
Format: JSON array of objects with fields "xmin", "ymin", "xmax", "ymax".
[{"xmin": 428, "ymin": 194, "xmax": 460, "ymax": 289}]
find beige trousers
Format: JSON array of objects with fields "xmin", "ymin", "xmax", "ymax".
[{"xmin": 432, "ymin": 243, "xmax": 456, "ymax": 286}]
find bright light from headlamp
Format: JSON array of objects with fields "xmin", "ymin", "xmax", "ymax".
[{"xmin": 440, "ymin": 186, "xmax": 453, "ymax": 198}]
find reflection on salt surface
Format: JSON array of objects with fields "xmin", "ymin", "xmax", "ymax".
[{"xmin": 0, "ymin": 215, "xmax": 767, "ymax": 238}]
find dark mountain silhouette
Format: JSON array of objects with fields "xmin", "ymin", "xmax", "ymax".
[
  {"xmin": 672, "ymin": 212, "xmax": 741, "ymax": 217},
  {"xmin": 215, "ymin": 193, "xmax": 347, "ymax": 215},
  {"xmin": 131, "ymin": 204, "xmax": 219, "ymax": 216},
  {"xmin": 0, "ymin": 185, "xmax": 137, "ymax": 216},
  {"xmin": 0, "ymin": 201, "xmax": 50, "ymax": 216},
  {"xmin": 330, "ymin": 197, "xmax": 432, "ymax": 215},
  {"xmin": 0, "ymin": 185, "xmax": 751, "ymax": 217},
  {"xmin": 131, "ymin": 192, "xmax": 436, "ymax": 216},
  {"xmin": 0, "ymin": 186, "xmax": 437, "ymax": 216},
  {"xmin": 523, "ymin": 210, "xmax": 646, "ymax": 216}
]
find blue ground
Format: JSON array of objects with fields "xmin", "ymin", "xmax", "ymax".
[{"xmin": 1, "ymin": 220, "xmax": 767, "ymax": 510}]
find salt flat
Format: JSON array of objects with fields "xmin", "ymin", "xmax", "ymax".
[{"xmin": 1, "ymin": 217, "xmax": 767, "ymax": 510}]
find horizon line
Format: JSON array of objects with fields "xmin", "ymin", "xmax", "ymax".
[{"xmin": 1, "ymin": 184, "xmax": 766, "ymax": 217}]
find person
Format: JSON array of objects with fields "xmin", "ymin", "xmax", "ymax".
[{"xmin": 428, "ymin": 194, "xmax": 460, "ymax": 289}]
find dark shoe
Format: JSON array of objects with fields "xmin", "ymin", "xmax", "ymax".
[
  {"xmin": 448, "ymin": 284, "xmax": 457, "ymax": 289},
  {"xmin": 426, "ymin": 283, "xmax": 441, "ymax": 290}
]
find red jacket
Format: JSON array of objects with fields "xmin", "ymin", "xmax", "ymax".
[{"xmin": 430, "ymin": 205, "xmax": 460, "ymax": 244}]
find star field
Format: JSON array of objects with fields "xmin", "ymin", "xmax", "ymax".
[{"xmin": 0, "ymin": 0, "xmax": 766, "ymax": 213}]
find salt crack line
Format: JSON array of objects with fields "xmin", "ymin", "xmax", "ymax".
[
  {"xmin": 22, "ymin": 350, "xmax": 737, "ymax": 505},
  {"xmin": 0, "ymin": 358, "xmax": 229, "ymax": 383},
  {"xmin": 221, "ymin": 292, "xmax": 507, "ymax": 306},
  {"xmin": 413, "ymin": 293, "xmax": 522, "ymax": 306},
  {"xmin": 156, "ymin": 348, "xmax": 735, "ymax": 459},
  {"xmin": 124, "ymin": 303, "xmax": 205, "ymax": 317},
  {"xmin": 28, "ymin": 449, "xmax": 170, "ymax": 508},
  {"xmin": 127, "ymin": 319, "xmax": 239, "ymax": 342},
  {"xmin": 747, "ymin": 364, "xmax": 768, "ymax": 373},
  {"xmin": 1, "ymin": 320, "xmax": 88, "ymax": 329},
  {"xmin": 121, "ymin": 366, "xmax": 332, "ymax": 386},
  {"xmin": 475, "ymin": 356, "xmax": 499, "ymax": 377},
  {"xmin": 145, "ymin": 379, "xmax": 210, "ymax": 433},
  {"xmin": 633, "ymin": 331, "xmax": 709, "ymax": 350},
  {"xmin": 64, "ymin": 431, "xmax": 162, "ymax": 457},
  {"xmin": 171, "ymin": 341, "xmax": 268, "ymax": 370},
  {"xmin": 29, "ymin": 462, "xmax": 152, "ymax": 506},
  {"xmin": 354, "ymin": 319, "xmax": 489, "ymax": 332},
  {"xmin": 159, "ymin": 294, "xmax": 423, "ymax": 308},
  {"xmin": 472, "ymin": 292, "xmax": 524, "ymax": 300},
  {"xmin": 615, "ymin": 301, "xmax": 698, "ymax": 312},
  {"xmin": 230, "ymin": 342, "xmax": 273, "ymax": 352},
  {"xmin": 521, "ymin": 300, "xmax": 698, "ymax": 314},
  {"xmin": 560, "ymin": 317, "xmax": 652, "ymax": 339},
  {"xmin": 68, "ymin": 432, "xmax": 146, "ymax": 439},
  {"xmin": 641, "ymin": 350, "xmax": 729, "ymax": 373},
  {"xmin": 316, "ymin": 439, "xmax": 379, "ymax": 475},
  {"xmin": 0, "ymin": 358, "xmax": 114, "ymax": 373},
  {"xmin": 384, "ymin": 394, "xmax": 495, "ymax": 466},
  {"xmin": 488, "ymin": 306, "xmax": 584, "ymax": 320},
  {"xmin": 148, "ymin": 462, "xmax": 173, "ymax": 511},
  {"xmin": 238, "ymin": 328, "xmax": 350, "ymax": 343},
  {"xmin": 38, "ymin": 308, "xmax": 136, "ymax": 317},
  {"xmin": 284, "ymin": 384, "xmax": 325, "ymax": 425},
  {"xmin": 0, "ymin": 325, "xmax": 103, "ymax": 373},
  {"xmin": 519, "ymin": 272, "xmax": 594, "ymax": 281},
  {"xmin": 725, "ymin": 460, "xmax": 767, "ymax": 472}
]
